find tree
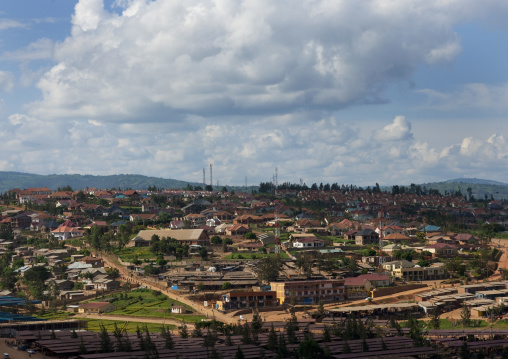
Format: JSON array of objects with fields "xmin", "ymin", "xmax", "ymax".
[
  {"xmin": 256, "ymin": 255, "xmax": 283, "ymax": 283},
  {"xmin": 444, "ymin": 257, "xmax": 464, "ymax": 279},
  {"xmin": 430, "ymin": 309, "xmax": 441, "ymax": 330},
  {"xmin": 23, "ymin": 266, "xmax": 51, "ymax": 299},
  {"xmin": 211, "ymin": 235, "xmax": 222, "ymax": 244},
  {"xmin": 179, "ymin": 322, "xmax": 189, "ymax": 338},
  {"xmin": 106, "ymin": 267, "xmax": 120, "ymax": 279},
  {"xmin": 99, "ymin": 324, "xmax": 113, "ymax": 353},
  {"xmin": 461, "ymin": 304, "xmax": 471, "ymax": 327},
  {"xmin": 78, "ymin": 336, "xmax": 87, "ymax": 355},
  {"xmin": 267, "ymin": 324, "xmax": 277, "ymax": 350},
  {"xmin": 198, "ymin": 247, "xmax": 208, "ymax": 260},
  {"xmin": 295, "ymin": 253, "xmax": 313, "ymax": 279},
  {"xmin": 235, "ymin": 346, "xmax": 245, "ymax": 359},
  {"xmin": 245, "ymin": 232, "xmax": 257, "ymax": 240},
  {"xmin": 298, "ymin": 336, "xmax": 324, "ymax": 359},
  {"xmin": 0, "ymin": 267, "xmax": 18, "ymax": 291}
]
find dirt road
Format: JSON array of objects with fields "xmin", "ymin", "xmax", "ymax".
[{"xmin": 99, "ymin": 253, "xmax": 233, "ymax": 323}]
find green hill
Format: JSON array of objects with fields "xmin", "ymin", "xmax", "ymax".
[{"xmin": 0, "ymin": 171, "xmax": 202, "ymax": 193}]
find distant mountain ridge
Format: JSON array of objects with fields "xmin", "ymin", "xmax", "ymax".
[
  {"xmin": 417, "ymin": 178, "xmax": 508, "ymax": 200},
  {"xmin": 0, "ymin": 171, "xmax": 203, "ymax": 193},
  {"xmin": 443, "ymin": 178, "xmax": 508, "ymax": 186}
]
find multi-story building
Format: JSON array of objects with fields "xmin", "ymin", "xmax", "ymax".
[
  {"xmin": 217, "ymin": 291, "xmax": 277, "ymax": 310},
  {"xmin": 270, "ymin": 279, "xmax": 345, "ymax": 305},
  {"xmin": 383, "ymin": 260, "xmax": 447, "ymax": 281}
]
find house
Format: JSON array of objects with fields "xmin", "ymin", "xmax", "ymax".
[
  {"xmin": 171, "ymin": 305, "xmax": 186, "ymax": 314},
  {"xmin": 383, "ymin": 233, "xmax": 412, "ymax": 243},
  {"xmin": 185, "ymin": 213, "xmax": 206, "ymax": 227},
  {"xmin": 226, "ymin": 224, "xmax": 250, "ymax": 236},
  {"xmin": 51, "ymin": 226, "xmax": 84, "ymax": 241},
  {"xmin": 78, "ymin": 302, "xmax": 115, "ymax": 314},
  {"xmin": 170, "ymin": 220, "xmax": 184, "ymax": 229},
  {"xmin": 130, "ymin": 214, "xmax": 157, "ymax": 222},
  {"xmin": 344, "ymin": 277, "xmax": 372, "ymax": 299},
  {"xmin": 291, "ymin": 234, "xmax": 324, "ymax": 248},
  {"xmin": 355, "ymin": 229, "xmax": 380, "ymax": 246},
  {"xmin": 355, "ymin": 273, "xmax": 392, "ymax": 287},
  {"xmin": 206, "ymin": 218, "xmax": 221, "ymax": 227},
  {"xmin": 424, "ymin": 243, "xmax": 458, "ymax": 256}
]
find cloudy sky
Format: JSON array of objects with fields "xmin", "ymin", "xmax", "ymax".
[{"xmin": 1, "ymin": 0, "xmax": 508, "ymax": 187}]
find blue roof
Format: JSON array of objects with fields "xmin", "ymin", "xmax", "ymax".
[
  {"xmin": 0, "ymin": 296, "xmax": 41, "ymax": 307},
  {"xmin": 0, "ymin": 312, "xmax": 44, "ymax": 322},
  {"xmin": 424, "ymin": 225, "xmax": 441, "ymax": 232}
]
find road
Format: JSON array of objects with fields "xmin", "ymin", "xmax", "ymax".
[{"xmin": 99, "ymin": 253, "xmax": 234, "ymax": 324}]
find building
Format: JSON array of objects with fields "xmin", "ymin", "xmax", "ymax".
[
  {"xmin": 355, "ymin": 229, "xmax": 380, "ymax": 246},
  {"xmin": 131, "ymin": 229, "xmax": 209, "ymax": 247},
  {"xmin": 291, "ymin": 233, "xmax": 325, "ymax": 248},
  {"xmin": 78, "ymin": 302, "xmax": 115, "ymax": 314},
  {"xmin": 383, "ymin": 260, "xmax": 447, "ymax": 281},
  {"xmin": 344, "ymin": 277, "xmax": 372, "ymax": 299},
  {"xmin": 270, "ymin": 279, "xmax": 345, "ymax": 305},
  {"xmin": 217, "ymin": 291, "xmax": 277, "ymax": 310}
]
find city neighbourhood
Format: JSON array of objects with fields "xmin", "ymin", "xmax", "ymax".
[{"xmin": 0, "ymin": 184, "xmax": 507, "ymax": 358}]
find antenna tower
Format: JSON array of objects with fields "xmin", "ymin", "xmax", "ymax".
[
  {"xmin": 203, "ymin": 168, "xmax": 206, "ymax": 189},
  {"xmin": 245, "ymin": 176, "xmax": 248, "ymax": 192},
  {"xmin": 209, "ymin": 164, "xmax": 213, "ymax": 188},
  {"xmin": 274, "ymin": 207, "xmax": 281, "ymax": 254},
  {"xmin": 378, "ymin": 219, "xmax": 385, "ymax": 273}
]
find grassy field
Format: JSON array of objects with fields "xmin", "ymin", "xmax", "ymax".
[
  {"xmin": 93, "ymin": 288, "xmax": 206, "ymax": 323},
  {"xmin": 225, "ymin": 252, "xmax": 289, "ymax": 260},
  {"xmin": 84, "ymin": 319, "xmax": 176, "ymax": 333},
  {"xmin": 113, "ymin": 247, "xmax": 155, "ymax": 262}
]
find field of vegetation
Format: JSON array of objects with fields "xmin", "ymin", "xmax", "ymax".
[
  {"xmin": 225, "ymin": 252, "xmax": 289, "ymax": 260},
  {"xmin": 84, "ymin": 319, "xmax": 176, "ymax": 333}
]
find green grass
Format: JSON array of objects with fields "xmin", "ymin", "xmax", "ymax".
[
  {"xmin": 426, "ymin": 318, "xmax": 489, "ymax": 330},
  {"xmin": 225, "ymin": 252, "xmax": 289, "ymax": 260},
  {"xmin": 113, "ymin": 247, "xmax": 155, "ymax": 262},
  {"xmin": 36, "ymin": 311, "xmax": 77, "ymax": 320},
  {"xmin": 84, "ymin": 319, "xmax": 176, "ymax": 333},
  {"xmin": 93, "ymin": 288, "xmax": 205, "ymax": 323}
]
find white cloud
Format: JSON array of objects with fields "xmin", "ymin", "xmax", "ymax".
[
  {"xmin": 0, "ymin": 18, "xmax": 24, "ymax": 31},
  {"xmin": 0, "ymin": 71, "xmax": 14, "ymax": 92},
  {"xmin": 1, "ymin": 38, "xmax": 54, "ymax": 61},
  {"xmin": 418, "ymin": 83, "xmax": 508, "ymax": 110},
  {"xmin": 374, "ymin": 116, "xmax": 413, "ymax": 141},
  {"xmin": 27, "ymin": 0, "xmax": 501, "ymax": 121}
]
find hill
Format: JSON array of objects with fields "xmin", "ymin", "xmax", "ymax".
[
  {"xmin": 0, "ymin": 171, "xmax": 202, "ymax": 193},
  {"xmin": 443, "ymin": 178, "xmax": 508, "ymax": 186},
  {"xmin": 419, "ymin": 179, "xmax": 508, "ymax": 200}
]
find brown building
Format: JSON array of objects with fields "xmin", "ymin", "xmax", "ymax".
[
  {"xmin": 217, "ymin": 291, "xmax": 277, "ymax": 310},
  {"xmin": 270, "ymin": 279, "xmax": 345, "ymax": 305}
]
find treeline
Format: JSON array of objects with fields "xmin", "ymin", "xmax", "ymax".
[{"xmin": 259, "ymin": 181, "xmax": 444, "ymax": 197}]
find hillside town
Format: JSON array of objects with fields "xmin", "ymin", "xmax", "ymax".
[{"xmin": 0, "ymin": 184, "xmax": 507, "ymax": 358}]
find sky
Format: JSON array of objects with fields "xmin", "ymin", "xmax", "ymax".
[{"xmin": 1, "ymin": 0, "xmax": 508, "ymax": 187}]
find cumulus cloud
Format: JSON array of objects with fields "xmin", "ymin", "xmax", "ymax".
[
  {"xmin": 26, "ymin": 0, "xmax": 498, "ymax": 121},
  {"xmin": 374, "ymin": 116, "xmax": 413, "ymax": 141}
]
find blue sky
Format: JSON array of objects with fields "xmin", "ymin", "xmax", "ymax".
[{"xmin": 1, "ymin": 0, "xmax": 508, "ymax": 187}]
